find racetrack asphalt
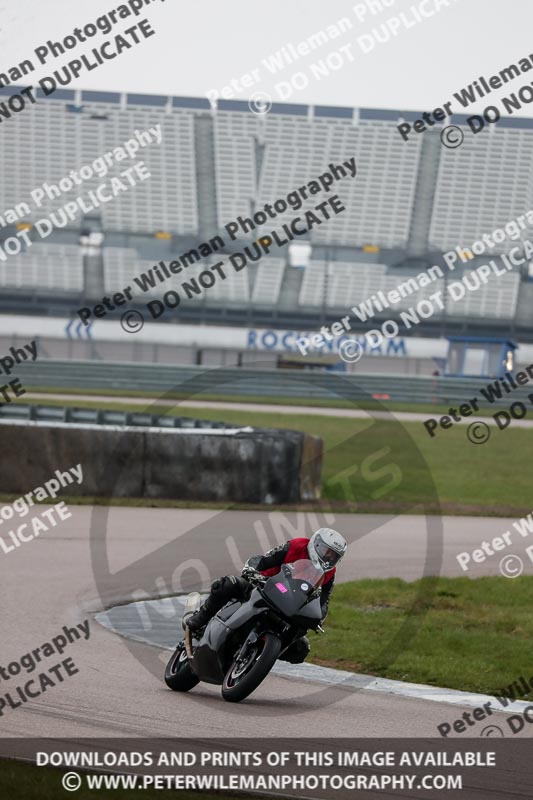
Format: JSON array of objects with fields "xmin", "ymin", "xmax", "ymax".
[{"xmin": 1, "ymin": 506, "xmax": 532, "ymax": 740}]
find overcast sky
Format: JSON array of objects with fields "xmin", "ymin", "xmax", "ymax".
[{"xmin": 1, "ymin": 0, "xmax": 532, "ymax": 116}]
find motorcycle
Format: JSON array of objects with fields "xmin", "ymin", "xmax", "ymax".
[{"xmin": 164, "ymin": 558, "xmax": 325, "ymax": 703}]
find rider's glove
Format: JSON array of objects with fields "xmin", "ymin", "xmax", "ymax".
[{"xmin": 241, "ymin": 564, "xmax": 260, "ymax": 581}]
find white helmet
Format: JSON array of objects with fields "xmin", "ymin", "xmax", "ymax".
[{"xmin": 308, "ymin": 528, "xmax": 347, "ymax": 571}]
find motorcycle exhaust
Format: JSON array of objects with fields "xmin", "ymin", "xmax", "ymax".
[{"xmin": 184, "ymin": 626, "xmax": 194, "ymax": 660}]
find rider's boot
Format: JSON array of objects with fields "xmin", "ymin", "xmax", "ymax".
[
  {"xmin": 185, "ymin": 576, "xmax": 241, "ymax": 633},
  {"xmin": 185, "ymin": 603, "xmax": 211, "ymax": 633}
]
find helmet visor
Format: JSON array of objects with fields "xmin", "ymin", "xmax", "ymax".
[{"xmin": 315, "ymin": 538, "xmax": 342, "ymax": 568}]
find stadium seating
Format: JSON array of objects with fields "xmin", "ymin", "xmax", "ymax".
[
  {"xmin": 0, "ymin": 95, "xmax": 198, "ymax": 235},
  {"xmin": 298, "ymin": 259, "xmax": 328, "ymax": 307},
  {"xmin": 0, "ymin": 89, "xmax": 529, "ymax": 328},
  {"xmin": 325, "ymin": 262, "xmax": 388, "ymax": 308},
  {"xmin": 251, "ymin": 259, "xmax": 285, "ymax": 306},
  {"xmin": 0, "ymin": 244, "xmax": 83, "ymax": 291},
  {"xmin": 214, "ymin": 113, "xmax": 258, "ymax": 225},
  {"xmin": 430, "ymin": 126, "xmax": 533, "ymax": 253},
  {"xmin": 214, "ymin": 111, "xmax": 422, "ymax": 248},
  {"xmin": 297, "ymin": 259, "xmax": 519, "ymax": 320},
  {"xmin": 103, "ymin": 247, "xmax": 141, "ymax": 293},
  {"xmin": 446, "ymin": 271, "xmax": 520, "ymax": 319},
  {"xmin": 103, "ymin": 249, "xmax": 286, "ymax": 306}
]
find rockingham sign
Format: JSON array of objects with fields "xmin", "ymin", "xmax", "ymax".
[{"xmin": 246, "ymin": 328, "xmax": 410, "ymax": 357}]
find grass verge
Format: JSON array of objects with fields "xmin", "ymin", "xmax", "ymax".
[{"xmin": 313, "ymin": 576, "xmax": 533, "ymax": 699}]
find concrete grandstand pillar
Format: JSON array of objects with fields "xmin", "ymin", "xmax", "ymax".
[
  {"xmin": 83, "ymin": 251, "xmax": 105, "ymax": 302},
  {"xmin": 276, "ymin": 264, "xmax": 304, "ymax": 311},
  {"xmin": 194, "ymin": 115, "xmax": 219, "ymax": 240},
  {"xmin": 406, "ymin": 129, "xmax": 442, "ymax": 258}
]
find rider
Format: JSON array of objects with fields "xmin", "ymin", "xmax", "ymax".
[{"xmin": 185, "ymin": 528, "xmax": 347, "ymax": 664}]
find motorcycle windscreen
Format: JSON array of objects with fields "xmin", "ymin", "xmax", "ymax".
[
  {"xmin": 262, "ymin": 558, "xmax": 324, "ymax": 617},
  {"xmin": 286, "ymin": 559, "xmax": 324, "ymax": 587}
]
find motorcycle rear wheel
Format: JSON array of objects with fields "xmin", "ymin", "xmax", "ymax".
[
  {"xmin": 222, "ymin": 633, "xmax": 281, "ymax": 703},
  {"xmin": 164, "ymin": 643, "xmax": 199, "ymax": 692}
]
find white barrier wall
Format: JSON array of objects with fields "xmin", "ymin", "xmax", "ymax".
[{"xmin": 1, "ymin": 315, "xmax": 532, "ymax": 369}]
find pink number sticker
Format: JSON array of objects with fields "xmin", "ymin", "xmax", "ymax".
[{"xmin": 275, "ymin": 582, "xmax": 288, "ymax": 593}]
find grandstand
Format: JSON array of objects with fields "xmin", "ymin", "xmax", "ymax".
[
  {"xmin": 0, "ymin": 243, "xmax": 83, "ymax": 293},
  {"xmin": 0, "ymin": 87, "xmax": 532, "ymax": 341}
]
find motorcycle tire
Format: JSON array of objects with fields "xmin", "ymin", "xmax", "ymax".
[
  {"xmin": 164, "ymin": 643, "xmax": 199, "ymax": 692},
  {"xmin": 222, "ymin": 632, "xmax": 281, "ymax": 703}
]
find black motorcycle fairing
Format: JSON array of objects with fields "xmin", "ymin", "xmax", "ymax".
[
  {"xmin": 216, "ymin": 600, "xmax": 242, "ymax": 623},
  {"xmin": 186, "ymin": 559, "xmax": 325, "ymax": 688},
  {"xmin": 190, "ymin": 615, "xmax": 234, "ymax": 684},
  {"xmin": 261, "ymin": 564, "xmax": 323, "ymax": 629},
  {"xmin": 262, "ymin": 587, "xmax": 322, "ymax": 628},
  {"xmin": 189, "ymin": 592, "xmax": 275, "ymax": 684},
  {"xmin": 223, "ymin": 587, "xmax": 271, "ymax": 631}
]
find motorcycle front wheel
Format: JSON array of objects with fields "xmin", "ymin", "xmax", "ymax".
[
  {"xmin": 164, "ymin": 643, "xmax": 199, "ymax": 692},
  {"xmin": 222, "ymin": 632, "xmax": 281, "ymax": 703}
]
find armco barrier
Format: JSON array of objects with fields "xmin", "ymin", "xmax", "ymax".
[
  {"xmin": 11, "ymin": 358, "xmax": 533, "ymax": 407},
  {"xmin": 0, "ymin": 403, "xmax": 238, "ymax": 428},
  {"xmin": 0, "ymin": 419, "xmax": 323, "ymax": 504}
]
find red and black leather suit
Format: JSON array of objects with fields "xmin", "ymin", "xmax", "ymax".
[
  {"xmin": 187, "ymin": 538, "xmax": 336, "ymax": 663},
  {"xmin": 248, "ymin": 538, "xmax": 336, "ymax": 616}
]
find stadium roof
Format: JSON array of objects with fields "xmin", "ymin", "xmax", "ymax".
[{"xmin": 2, "ymin": 84, "xmax": 533, "ymax": 128}]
